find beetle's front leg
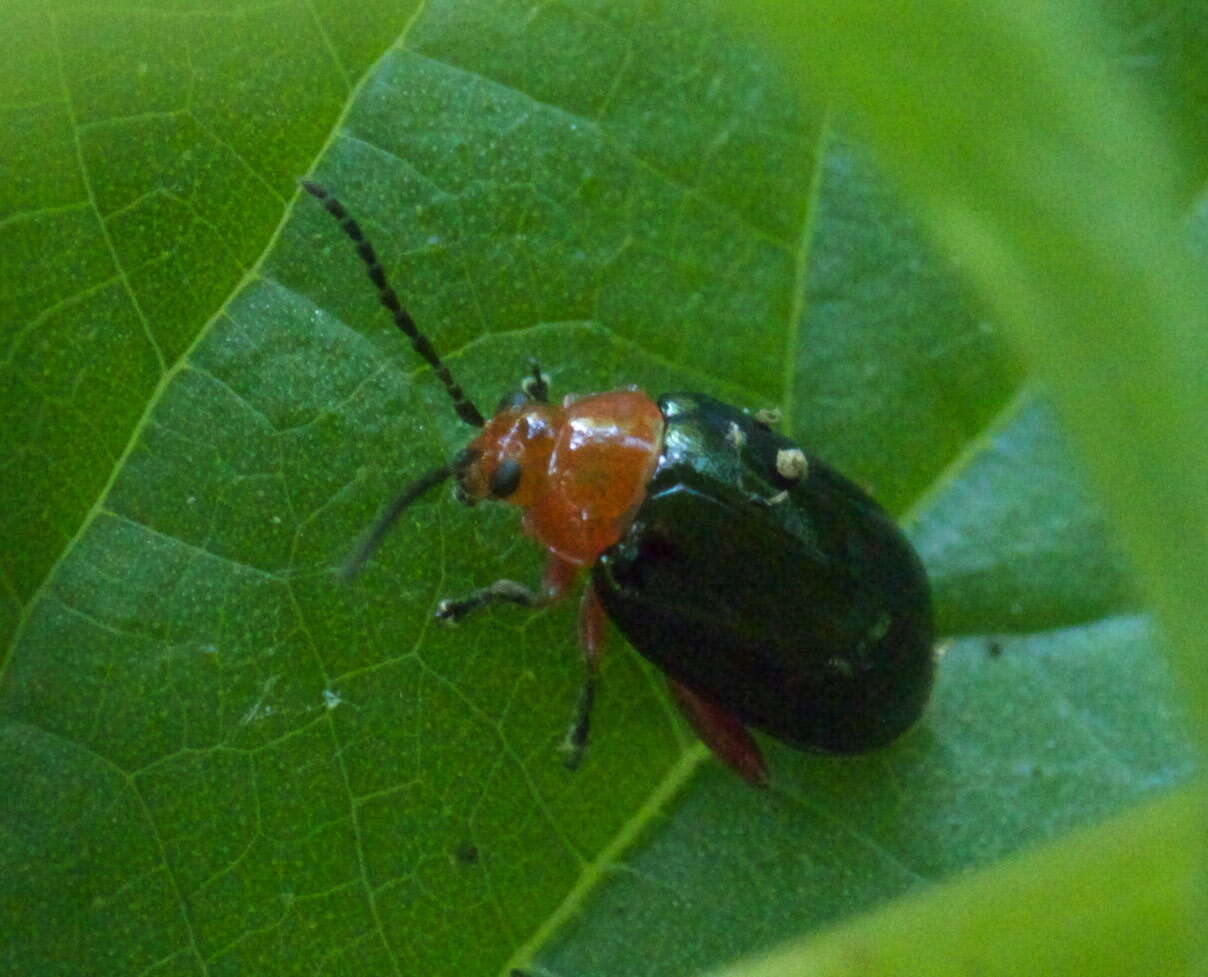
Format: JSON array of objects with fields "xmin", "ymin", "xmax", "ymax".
[
  {"xmin": 435, "ymin": 580, "xmax": 545, "ymax": 622},
  {"xmin": 435, "ymin": 552, "xmax": 577, "ymax": 622}
]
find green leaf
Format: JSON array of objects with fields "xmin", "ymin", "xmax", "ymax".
[
  {"xmin": 1, "ymin": 3, "xmax": 1197, "ymax": 976},
  {"xmin": 0, "ymin": 0, "xmax": 421, "ymax": 645},
  {"xmin": 709, "ymin": 786, "xmax": 1205, "ymax": 977}
]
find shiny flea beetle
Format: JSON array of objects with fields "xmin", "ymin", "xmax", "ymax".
[{"xmin": 304, "ymin": 181, "xmax": 935, "ymax": 786}]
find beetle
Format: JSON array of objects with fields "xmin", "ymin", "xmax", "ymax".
[{"xmin": 303, "ymin": 180, "xmax": 935, "ymax": 786}]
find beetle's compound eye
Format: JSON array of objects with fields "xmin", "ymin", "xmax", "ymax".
[
  {"xmin": 490, "ymin": 458, "xmax": 523, "ymax": 499},
  {"xmin": 496, "ymin": 390, "xmax": 529, "ymax": 413}
]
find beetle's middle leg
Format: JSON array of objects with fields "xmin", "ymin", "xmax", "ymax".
[
  {"xmin": 435, "ymin": 552, "xmax": 606, "ymax": 772},
  {"xmin": 562, "ymin": 585, "xmax": 607, "ymax": 770},
  {"xmin": 435, "ymin": 552, "xmax": 577, "ymax": 622}
]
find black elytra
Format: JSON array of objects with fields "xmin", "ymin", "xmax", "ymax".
[{"xmin": 593, "ymin": 393, "xmax": 935, "ymax": 754}]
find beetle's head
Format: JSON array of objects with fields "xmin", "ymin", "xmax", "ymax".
[{"xmin": 455, "ymin": 398, "xmax": 561, "ymax": 508}]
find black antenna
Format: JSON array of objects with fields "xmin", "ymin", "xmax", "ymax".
[
  {"xmin": 341, "ymin": 446, "xmax": 482, "ymax": 580},
  {"xmin": 301, "ymin": 180, "xmax": 485, "ymax": 428},
  {"xmin": 341, "ymin": 462, "xmax": 454, "ymax": 580}
]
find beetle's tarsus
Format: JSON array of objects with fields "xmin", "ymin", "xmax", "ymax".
[
  {"xmin": 435, "ymin": 579, "xmax": 546, "ymax": 623},
  {"xmin": 561, "ymin": 740, "xmax": 587, "ymax": 770},
  {"xmin": 561, "ymin": 675, "xmax": 597, "ymax": 770}
]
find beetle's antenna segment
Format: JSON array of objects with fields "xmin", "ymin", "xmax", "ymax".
[
  {"xmin": 523, "ymin": 358, "xmax": 550, "ymax": 404},
  {"xmin": 342, "ymin": 463, "xmax": 455, "ymax": 580},
  {"xmin": 302, "ymin": 180, "xmax": 486, "ymax": 428}
]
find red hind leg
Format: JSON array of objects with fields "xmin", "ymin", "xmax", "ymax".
[{"xmin": 668, "ymin": 679, "xmax": 768, "ymax": 787}]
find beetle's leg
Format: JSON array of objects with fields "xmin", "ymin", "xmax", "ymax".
[
  {"xmin": 435, "ymin": 581, "xmax": 545, "ymax": 621},
  {"xmin": 668, "ymin": 679, "xmax": 769, "ymax": 787},
  {"xmin": 522, "ymin": 358, "xmax": 550, "ymax": 404},
  {"xmin": 435, "ymin": 552, "xmax": 577, "ymax": 623},
  {"xmin": 562, "ymin": 585, "xmax": 607, "ymax": 770}
]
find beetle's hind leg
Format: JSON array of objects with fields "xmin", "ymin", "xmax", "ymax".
[{"xmin": 669, "ymin": 680, "xmax": 768, "ymax": 787}]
